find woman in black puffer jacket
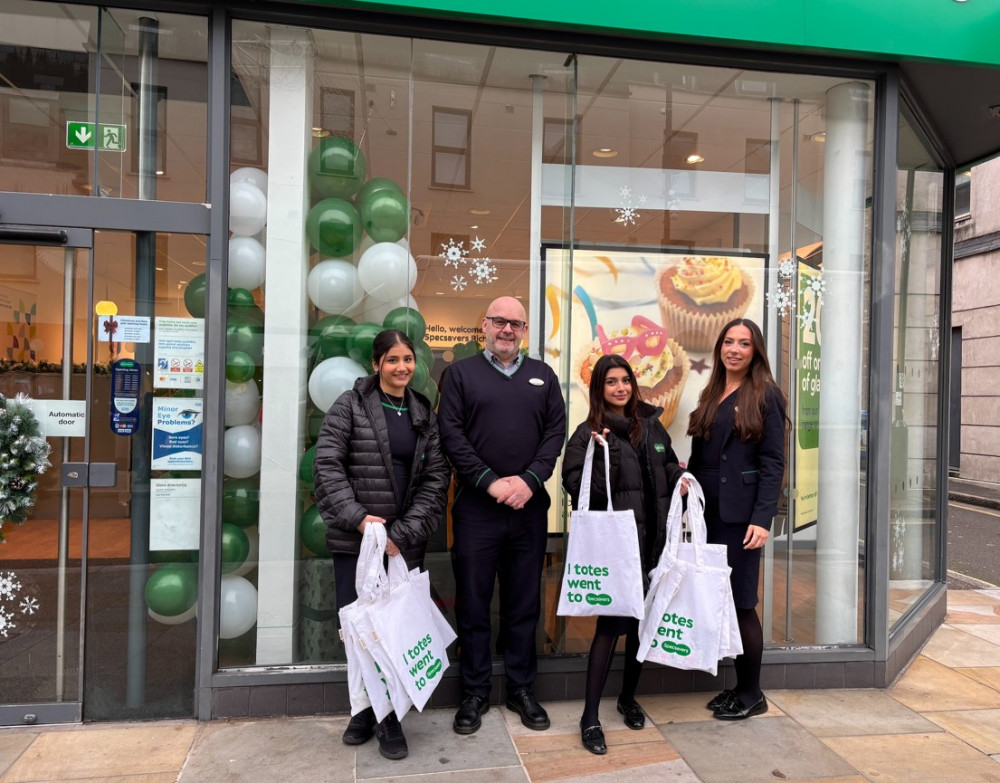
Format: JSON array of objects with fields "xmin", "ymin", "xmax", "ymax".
[
  {"xmin": 562, "ymin": 353, "xmax": 685, "ymax": 755},
  {"xmin": 313, "ymin": 329, "xmax": 449, "ymax": 761}
]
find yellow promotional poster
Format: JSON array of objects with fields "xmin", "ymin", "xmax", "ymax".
[{"xmin": 794, "ymin": 261, "xmax": 822, "ymax": 531}]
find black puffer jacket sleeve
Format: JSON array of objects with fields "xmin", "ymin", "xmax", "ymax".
[
  {"xmin": 312, "ymin": 389, "xmax": 370, "ymax": 537},
  {"xmin": 562, "ymin": 422, "xmax": 618, "ymax": 512}
]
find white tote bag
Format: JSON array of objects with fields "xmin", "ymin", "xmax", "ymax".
[
  {"xmin": 557, "ymin": 435, "xmax": 645, "ymax": 620},
  {"xmin": 371, "ymin": 556, "xmax": 456, "ymax": 711},
  {"xmin": 637, "ymin": 475, "xmax": 739, "ymax": 674}
]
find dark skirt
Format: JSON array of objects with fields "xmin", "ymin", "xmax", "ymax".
[{"xmin": 700, "ymin": 468, "xmax": 762, "ymax": 609}]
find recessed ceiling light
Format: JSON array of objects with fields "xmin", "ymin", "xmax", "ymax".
[
  {"xmin": 592, "ymin": 147, "xmax": 618, "ymax": 159},
  {"xmin": 685, "ymin": 154, "xmax": 704, "ymax": 164},
  {"xmin": 312, "ymin": 127, "xmax": 330, "ymax": 138},
  {"xmin": 155, "ymin": 170, "xmax": 165, "ymax": 176},
  {"xmin": 469, "ymin": 224, "xmax": 478, "ymax": 230},
  {"xmin": 809, "ymin": 131, "xmax": 827, "ymax": 143},
  {"xmin": 469, "ymin": 208, "xmax": 491, "ymax": 216},
  {"xmin": 155, "ymin": 266, "xmax": 165, "ymax": 271}
]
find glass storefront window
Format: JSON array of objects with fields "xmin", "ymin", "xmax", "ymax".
[
  {"xmin": 888, "ymin": 110, "xmax": 944, "ymax": 627},
  {"xmin": 223, "ymin": 21, "xmax": 875, "ymax": 668},
  {"xmin": 0, "ymin": 2, "xmax": 207, "ymax": 202}
]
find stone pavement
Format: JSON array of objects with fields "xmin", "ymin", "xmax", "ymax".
[
  {"xmin": 1, "ymin": 588, "xmax": 999, "ymax": 783},
  {"xmin": 950, "ymin": 476, "xmax": 1000, "ymax": 511}
]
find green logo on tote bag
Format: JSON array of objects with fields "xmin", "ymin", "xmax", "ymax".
[{"xmin": 585, "ymin": 593, "xmax": 613, "ymax": 606}]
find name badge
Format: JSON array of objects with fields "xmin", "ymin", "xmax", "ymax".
[{"xmin": 529, "ymin": 378, "xmax": 544, "ymax": 386}]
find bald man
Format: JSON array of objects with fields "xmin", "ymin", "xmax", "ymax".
[{"xmin": 438, "ymin": 296, "xmax": 566, "ymax": 735}]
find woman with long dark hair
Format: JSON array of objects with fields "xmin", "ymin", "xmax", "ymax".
[
  {"xmin": 687, "ymin": 317, "xmax": 786, "ymax": 720},
  {"xmin": 562, "ymin": 353, "xmax": 685, "ymax": 754},
  {"xmin": 313, "ymin": 329, "xmax": 450, "ymax": 759}
]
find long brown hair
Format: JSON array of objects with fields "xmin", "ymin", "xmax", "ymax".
[
  {"xmin": 687, "ymin": 318, "xmax": 782, "ymax": 442},
  {"xmin": 586, "ymin": 354, "xmax": 643, "ymax": 448}
]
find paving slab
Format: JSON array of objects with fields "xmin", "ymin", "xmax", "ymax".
[
  {"xmin": 661, "ymin": 716, "xmax": 859, "ymax": 783},
  {"xmin": 641, "ymin": 691, "xmax": 782, "ymax": 725},
  {"xmin": 889, "ymin": 656, "xmax": 1000, "ymax": 712},
  {"xmin": 178, "ymin": 717, "xmax": 349, "ymax": 783},
  {"xmin": 921, "ymin": 626, "xmax": 1000, "ymax": 667},
  {"xmin": 958, "ymin": 667, "xmax": 1000, "ymax": 693},
  {"xmin": 2, "ymin": 723, "xmax": 197, "ymax": 782},
  {"xmin": 363, "ymin": 767, "xmax": 528, "ymax": 783},
  {"xmin": 766, "ymin": 689, "xmax": 941, "ymax": 737},
  {"xmin": 357, "ymin": 706, "xmax": 520, "ymax": 780},
  {"xmin": 822, "ymin": 731, "xmax": 1000, "ymax": 783},
  {"xmin": 0, "ymin": 733, "xmax": 38, "ymax": 779},
  {"xmin": 923, "ymin": 708, "xmax": 1000, "ymax": 754},
  {"xmin": 956, "ymin": 623, "xmax": 1000, "ymax": 645}
]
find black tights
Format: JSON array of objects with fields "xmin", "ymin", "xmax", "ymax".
[
  {"xmin": 733, "ymin": 607, "xmax": 763, "ymax": 705},
  {"xmin": 580, "ymin": 626, "xmax": 642, "ymax": 727}
]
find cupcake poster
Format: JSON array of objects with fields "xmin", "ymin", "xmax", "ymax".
[{"xmin": 544, "ymin": 248, "xmax": 766, "ymax": 466}]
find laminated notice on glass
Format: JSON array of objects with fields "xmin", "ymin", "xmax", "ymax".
[{"xmin": 110, "ymin": 358, "xmax": 141, "ymax": 436}]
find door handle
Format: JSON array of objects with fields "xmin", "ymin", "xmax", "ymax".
[{"xmin": 60, "ymin": 463, "xmax": 117, "ymax": 488}]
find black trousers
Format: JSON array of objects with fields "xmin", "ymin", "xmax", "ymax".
[{"xmin": 451, "ymin": 493, "xmax": 548, "ymax": 697}]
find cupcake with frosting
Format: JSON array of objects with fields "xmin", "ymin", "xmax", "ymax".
[
  {"xmin": 576, "ymin": 315, "xmax": 690, "ymax": 428},
  {"xmin": 656, "ymin": 256, "xmax": 753, "ymax": 351}
]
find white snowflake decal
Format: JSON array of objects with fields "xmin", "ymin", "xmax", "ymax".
[
  {"xmin": 450, "ymin": 275, "xmax": 467, "ymax": 292},
  {"xmin": 805, "ymin": 273, "xmax": 827, "ymax": 301},
  {"xmin": 767, "ymin": 286, "xmax": 795, "ymax": 318},
  {"xmin": 0, "ymin": 606, "xmax": 14, "ymax": 637},
  {"xmin": 618, "ymin": 186, "xmax": 632, "ymax": 202},
  {"xmin": 637, "ymin": 193, "xmax": 648, "ymax": 206},
  {"xmin": 797, "ymin": 308, "xmax": 816, "ymax": 331},
  {"xmin": 19, "ymin": 596, "xmax": 39, "ymax": 616},
  {"xmin": 470, "ymin": 258, "xmax": 498, "ymax": 285},
  {"xmin": 615, "ymin": 206, "xmax": 639, "ymax": 226},
  {"xmin": 0, "ymin": 572, "xmax": 22, "ymax": 600},
  {"xmin": 777, "ymin": 258, "xmax": 797, "ymax": 278},
  {"xmin": 470, "ymin": 236, "xmax": 486, "ymax": 253},
  {"xmin": 438, "ymin": 238, "xmax": 468, "ymax": 268}
]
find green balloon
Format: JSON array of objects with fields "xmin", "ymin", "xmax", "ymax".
[
  {"xmin": 414, "ymin": 339, "xmax": 433, "ymax": 370},
  {"xmin": 311, "ymin": 314, "xmax": 356, "ymax": 361},
  {"xmin": 382, "ymin": 307, "xmax": 427, "ymax": 343},
  {"xmin": 418, "ymin": 377, "xmax": 439, "ymax": 408},
  {"xmin": 412, "ymin": 358, "xmax": 430, "ymax": 392},
  {"xmin": 226, "ymin": 317, "xmax": 264, "ymax": 365},
  {"xmin": 221, "ymin": 523, "xmax": 251, "ymax": 574},
  {"xmin": 347, "ymin": 322, "xmax": 381, "ymax": 366},
  {"xmin": 309, "ymin": 137, "xmax": 367, "ymax": 199},
  {"xmin": 307, "ymin": 408, "xmax": 325, "ymax": 444},
  {"xmin": 305, "ymin": 198, "xmax": 363, "ymax": 258},
  {"xmin": 222, "ymin": 478, "xmax": 260, "ymax": 528},
  {"xmin": 144, "ymin": 565, "xmax": 197, "ymax": 616},
  {"xmin": 183, "ymin": 274, "xmax": 207, "ymax": 318},
  {"xmin": 356, "ymin": 177, "xmax": 404, "ymax": 206},
  {"xmin": 301, "ymin": 505, "xmax": 330, "ymax": 557},
  {"xmin": 299, "ymin": 445, "xmax": 316, "ymax": 487},
  {"xmin": 361, "ymin": 189, "xmax": 409, "ymax": 243},
  {"xmin": 226, "ymin": 350, "xmax": 256, "ymax": 383},
  {"xmin": 227, "ymin": 287, "xmax": 256, "ymax": 311}
]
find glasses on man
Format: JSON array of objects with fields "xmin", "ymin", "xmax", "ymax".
[{"xmin": 485, "ymin": 316, "xmax": 526, "ymax": 331}]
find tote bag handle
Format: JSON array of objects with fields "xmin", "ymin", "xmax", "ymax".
[
  {"xmin": 356, "ymin": 522, "xmax": 388, "ymax": 601},
  {"xmin": 664, "ymin": 472, "xmax": 708, "ymax": 565},
  {"xmin": 578, "ymin": 434, "xmax": 614, "ymax": 512}
]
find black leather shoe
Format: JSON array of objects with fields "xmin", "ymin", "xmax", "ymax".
[
  {"xmin": 580, "ymin": 723, "xmax": 607, "ymax": 755},
  {"xmin": 453, "ymin": 694, "xmax": 490, "ymax": 735},
  {"xmin": 706, "ymin": 689, "xmax": 736, "ymax": 711},
  {"xmin": 714, "ymin": 693, "xmax": 768, "ymax": 720},
  {"xmin": 505, "ymin": 687, "xmax": 550, "ymax": 730},
  {"xmin": 616, "ymin": 696, "xmax": 645, "ymax": 729},
  {"xmin": 375, "ymin": 712, "xmax": 408, "ymax": 760},
  {"xmin": 342, "ymin": 707, "xmax": 376, "ymax": 745}
]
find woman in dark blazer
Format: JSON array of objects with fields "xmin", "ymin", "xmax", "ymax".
[
  {"xmin": 562, "ymin": 354, "xmax": 685, "ymax": 754},
  {"xmin": 313, "ymin": 329, "xmax": 450, "ymax": 760},
  {"xmin": 687, "ymin": 318, "xmax": 786, "ymax": 721}
]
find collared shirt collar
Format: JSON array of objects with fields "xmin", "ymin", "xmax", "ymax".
[{"xmin": 483, "ymin": 347, "xmax": 523, "ymax": 376}]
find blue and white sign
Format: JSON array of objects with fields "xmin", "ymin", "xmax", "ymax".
[{"xmin": 152, "ymin": 397, "xmax": 203, "ymax": 470}]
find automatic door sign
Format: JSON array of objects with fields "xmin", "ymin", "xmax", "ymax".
[{"xmin": 111, "ymin": 359, "xmax": 141, "ymax": 436}]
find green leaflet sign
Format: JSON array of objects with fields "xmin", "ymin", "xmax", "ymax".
[{"xmin": 307, "ymin": 0, "xmax": 1000, "ymax": 68}]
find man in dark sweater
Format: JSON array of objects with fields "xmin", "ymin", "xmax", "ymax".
[{"xmin": 438, "ymin": 296, "xmax": 566, "ymax": 735}]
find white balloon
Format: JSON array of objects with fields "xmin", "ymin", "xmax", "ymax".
[
  {"xmin": 219, "ymin": 574, "xmax": 258, "ymax": 639},
  {"xmin": 148, "ymin": 603, "xmax": 197, "ymax": 625},
  {"xmin": 230, "ymin": 181, "xmax": 268, "ymax": 236},
  {"xmin": 363, "ymin": 293, "xmax": 418, "ymax": 326},
  {"xmin": 357, "ymin": 242, "xmax": 417, "ymax": 302},
  {"xmin": 225, "ymin": 379, "xmax": 261, "ymax": 427},
  {"xmin": 230, "ymin": 166, "xmax": 268, "ymax": 194},
  {"xmin": 308, "ymin": 356, "xmax": 366, "ymax": 412},
  {"xmin": 307, "ymin": 259, "xmax": 364, "ymax": 316},
  {"xmin": 228, "ymin": 236, "xmax": 266, "ymax": 290},
  {"xmin": 233, "ymin": 526, "xmax": 259, "ymax": 578},
  {"xmin": 224, "ymin": 424, "xmax": 262, "ymax": 478}
]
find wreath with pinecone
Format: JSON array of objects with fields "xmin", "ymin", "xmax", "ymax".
[{"xmin": 0, "ymin": 393, "xmax": 52, "ymax": 540}]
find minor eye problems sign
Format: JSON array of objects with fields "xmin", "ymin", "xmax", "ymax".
[{"xmin": 152, "ymin": 398, "xmax": 203, "ymax": 470}]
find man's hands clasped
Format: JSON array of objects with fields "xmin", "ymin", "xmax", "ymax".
[{"xmin": 487, "ymin": 476, "xmax": 534, "ymax": 510}]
